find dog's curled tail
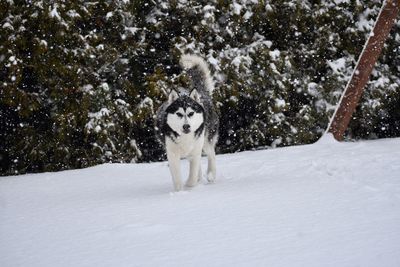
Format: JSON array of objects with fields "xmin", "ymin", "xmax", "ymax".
[{"xmin": 180, "ymin": 54, "xmax": 214, "ymax": 96}]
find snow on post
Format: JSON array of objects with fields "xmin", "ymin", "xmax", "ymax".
[{"xmin": 327, "ymin": 0, "xmax": 400, "ymax": 141}]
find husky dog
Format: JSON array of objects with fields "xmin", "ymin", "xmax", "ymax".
[{"xmin": 155, "ymin": 55, "xmax": 219, "ymax": 191}]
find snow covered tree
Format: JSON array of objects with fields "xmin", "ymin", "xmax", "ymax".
[
  {"xmin": 1, "ymin": 0, "xmax": 399, "ymax": 175},
  {"xmin": 1, "ymin": 1, "xmax": 147, "ymax": 174}
]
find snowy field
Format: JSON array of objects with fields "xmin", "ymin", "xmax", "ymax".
[{"xmin": 1, "ymin": 135, "xmax": 400, "ymax": 267}]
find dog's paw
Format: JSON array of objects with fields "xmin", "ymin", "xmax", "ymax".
[
  {"xmin": 185, "ymin": 179, "xmax": 198, "ymax": 188},
  {"xmin": 207, "ymin": 172, "xmax": 216, "ymax": 183},
  {"xmin": 173, "ymin": 183, "xmax": 183, "ymax": 192}
]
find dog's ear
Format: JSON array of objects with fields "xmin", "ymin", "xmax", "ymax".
[
  {"xmin": 168, "ymin": 90, "xmax": 179, "ymax": 104},
  {"xmin": 189, "ymin": 89, "xmax": 201, "ymax": 103}
]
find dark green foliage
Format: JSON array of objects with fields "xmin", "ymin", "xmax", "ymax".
[{"xmin": 1, "ymin": 0, "xmax": 399, "ymax": 175}]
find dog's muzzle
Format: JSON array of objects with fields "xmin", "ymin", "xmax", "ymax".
[{"xmin": 183, "ymin": 124, "xmax": 191, "ymax": 134}]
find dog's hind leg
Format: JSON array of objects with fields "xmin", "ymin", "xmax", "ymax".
[
  {"xmin": 203, "ymin": 141, "xmax": 216, "ymax": 183},
  {"xmin": 167, "ymin": 151, "xmax": 182, "ymax": 191},
  {"xmin": 198, "ymin": 164, "xmax": 203, "ymax": 182}
]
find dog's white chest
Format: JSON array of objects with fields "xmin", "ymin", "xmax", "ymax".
[{"xmin": 166, "ymin": 133, "xmax": 204, "ymax": 158}]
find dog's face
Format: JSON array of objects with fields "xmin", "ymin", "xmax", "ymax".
[{"xmin": 166, "ymin": 90, "xmax": 204, "ymax": 136}]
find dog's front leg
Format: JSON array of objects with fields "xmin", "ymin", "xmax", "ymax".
[
  {"xmin": 167, "ymin": 151, "xmax": 182, "ymax": 191},
  {"xmin": 186, "ymin": 153, "xmax": 201, "ymax": 187}
]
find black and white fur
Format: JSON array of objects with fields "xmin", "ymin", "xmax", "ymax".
[{"xmin": 156, "ymin": 55, "xmax": 219, "ymax": 191}]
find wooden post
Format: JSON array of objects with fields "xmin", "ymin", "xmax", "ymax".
[{"xmin": 327, "ymin": 0, "xmax": 400, "ymax": 141}]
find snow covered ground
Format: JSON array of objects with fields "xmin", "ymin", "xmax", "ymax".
[{"xmin": 1, "ymin": 135, "xmax": 400, "ymax": 267}]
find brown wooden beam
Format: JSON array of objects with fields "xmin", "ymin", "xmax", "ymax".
[{"xmin": 327, "ymin": 0, "xmax": 400, "ymax": 141}]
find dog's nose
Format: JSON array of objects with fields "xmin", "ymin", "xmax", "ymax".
[{"xmin": 183, "ymin": 124, "xmax": 191, "ymax": 133}]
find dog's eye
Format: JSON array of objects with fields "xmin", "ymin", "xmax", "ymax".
[
  {"xmin": 188, "ymin": 112, "xmax": 194, "ymax": 117},
  {"xmin": 176, "ymin": 112, "xmax": 183, "ymax": 118}
]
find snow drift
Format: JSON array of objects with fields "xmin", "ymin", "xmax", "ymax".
[{"xmin": 1, "ymin": 136, "xmax": 400, "ymax": 267}]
